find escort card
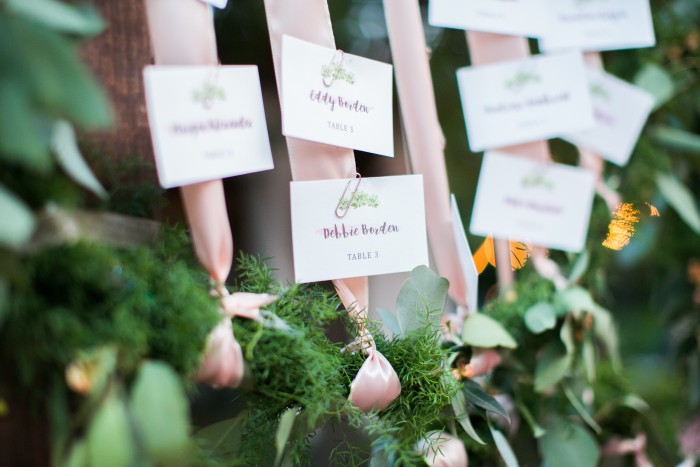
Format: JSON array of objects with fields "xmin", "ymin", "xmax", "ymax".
[
  {"xmin": 428, "ymin": 0, "xmax": 547, "ymax": 38},
  {"xmin": 200, "ymin": 0, "xmax": 227, "ymax": 8},
  {"xmin": 470, "ymin": 152, "xmax": 596, "ymax": 252},
  {"xmin": 290, "ymin": 175, "xmax": 428, "ymax": 283},
  {"xmin": 563, "ymin": 70, "xmax": 655, "ymax": 166},
  {"xmin": 457, "ymin": 52, "xmax": 595, "ymax": 152},
  {"xmin": 281, "ymin": 35, "xmax": 394, "ymax": 157},
  {"xmin": 450, "ymin": 195, "xmax": 479, "ymax": 314},
  {"xmin": 539, "ymin": 0, "xmax": 655, "ymax": 52},
  {"xmin": 144, "ymin": 66, "xmax": 273, "ymax": 188}
]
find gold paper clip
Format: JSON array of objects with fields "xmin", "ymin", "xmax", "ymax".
[
  {"xmin": 323, "ymin": 49, "xmax": 345, "ymax": 88},
  {"xmin": 335, "ymin": 173, "xmax": 361, "ymax": 218}
]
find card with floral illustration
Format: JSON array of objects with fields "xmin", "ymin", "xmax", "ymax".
[
  {"xmin": 450, "ymin": 194, "xmax": 479, "ymax": 314},
  {"xmin": 428, "ymin": 0, "xmax": 547, "ymax": 38},
  {"xmin": 457, "ymin": 51, "xmax": 595, "ymax": 151},
  {"xmin": 470, "ymin": 151, "xmax": 596, "ymax": 252},
  {"xmin": 539, "ymin": 0, "xmax": 655, "ymax": 52},
  {"xmin": 290, "ymin": 175, "xmax": 428, "ymax": 283},
  {"xmin": 143, "ymin": 65, "xmax": 273, "ymax": 188},
  {"xmin": 281, "ymin": 35, "xmax": 394, "ymax": 157},
  {"xmin": 562, "ymin": 69, "xmax": 655, "ymax": 166}
]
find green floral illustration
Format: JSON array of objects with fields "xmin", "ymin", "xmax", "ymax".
[
  {"xmin": 505, "ymin": 71, "xmax": 541, "ymax": 91},
  {"xmin": 590, "ymin": 82, "xmax": 611, "ymax": 101},
  {"xmin": 338, "ymin": 191, "xmax": 379, "ymax": 211},
  {"xmin": 192, "ymin": 82, "xmax": 226, "ymax": 109},
  {"xmin": 521, "ymin": 173, "xmax": 554, "ymax": 190},
  {"xmin": 321, "ymin": 62, "xmax": 356, "ymax": 85}
]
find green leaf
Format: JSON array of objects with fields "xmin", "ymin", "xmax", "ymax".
[
  {"xmin": 194, "ymin": 413, "xmax": 246, "ymax": 457},
  {"xmin": 462, "ymin": 313, "xmax": 517, "ymax": 349},
  {"xmin": 651, "ymin": 126, "xmax": 700, "ymax": 154},
  {"xmin": 0, "ymin": 183, "xmax": 35, "ymax": 249},
  {"xmin": 567, "ymin": 250, "xmax": 590, "ymax": 285},
  {"xmin": 395, "ymin": 265, "xmax": 448, "ymax": 337},
  {"xmin": 51, "ymin": 120, "xmax": 107, "ymax": 197},
  {"xmin": 588, "ymin": 306, "xmax": 621, "ymax": 372},
  {"xmin": 539, "ymin": 418, "xmax": 599, "ymax": 467},
  {"xmin": 0, "ymin": 81, "xmax": 51, "ymax": 171},
  {"xmin": 377, "ymin": 308, "xmax": 401, "ymax": 336},
  {"xmin": 515, "ymin": 401, "xmax": 546, "ymax": 438},
  {"xmin": 274, "ymin": 409, "xmax": 297, "ymax": 467},
  {"xmin": 489, "ymin": 421, "xmax": 520, "ymax": 467},
  {"xmin": 634, "ymin": 63, "xmax": 675, "ymax": 110},
  {"xmin": 562, "ymin": 384, "xmax": 601, "ymax": 434},
  {"xmin": 462, "ymin": 378, "xmax": 510, "ymax": 423},
  {"xmin": 554, "ymin": 286, "xmax": 596, "ymax": 316},
  {"xmin": 452, "ymin": 391, "xmax": 486, "ymax": 445},
  {"xmin": 130, "ymin": 361, "xmax": 191, "ymax": 466},
  {"xmin": 582, "ymin": 337, "xmax": 596, "ymax": 383},
  {"xmin": 656, "ymin": 172, "xmax": 700, "ymax": 234},
  {"xmin": 6, "ymin": 0, "xmax": 105, "ymax": 36},
  {"xmin": 524, "ymin": 302, "xmax": 556, "ymax": 334},
  {"xmin": 87, "ymin": 394, "xmax": 136, "ymax": 467},
  {"xmin": 64, "ymin": 440, "xmax": 88, "ymax": 467},
  {"xmin": 534, "ymin": 342, "xmax": 571, "ymax": 392}
]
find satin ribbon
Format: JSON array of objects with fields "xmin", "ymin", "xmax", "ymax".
[
  {"xmin": 383, "ymin": 0, "xmax": 467, "ymax": 310},
  {"xmin": 196, "ymin": 292, "xmax": 278, "ymax": 388},
  {"xmin": 262, "ymin": 0, "xmax": 400, "ymax": 412},
  {"xmin": 416, "ymin": 431, "xmax": 469, "ymax": 467},
  {"xmin": 144, "ymin": 0, "xmax": 242, "ymax": 385}
]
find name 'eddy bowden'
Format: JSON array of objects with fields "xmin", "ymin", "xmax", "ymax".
[{"xmin": 309, "ymin": 89, "xmax": 371, "ymax": 114}]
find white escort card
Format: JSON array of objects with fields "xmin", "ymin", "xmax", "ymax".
[
  {"xmin": 281, "ymin": 35, "xmax": 394, "ymax": 157},
  {"xmin": 450, "ymin": 195, "xmax": 479, "ymax": 314},
  {"xmin": 470, "ymin": 152, "xmax": 596, "ymax": 253},
  {"xmin": 200, "ymin": 0, "xmax": 227, "ymax": 8},
  {"xmin": 428, "ymin": 0, "xmax": 547, "ymax": 38},
  {"xmin": 563, "ymin": 70, "xmax": 655, "ymax": 166},
  {"xmin": 457, "ymin": 52, "xmax": 595, "ymax": 152},
  {"xmin": 539, "ymin": 0, "xmax": 655, "ymax": 52},
  {"xmin": 144, "ymin": 66, "xmax": 273, "ymax": 188},
  {"xmin": 290, "ymin": 175, "xmax": 429, "ymax": 283}
]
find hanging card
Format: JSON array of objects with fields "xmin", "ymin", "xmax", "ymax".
[
  {"xmin": 539, "ymin": 0, "xmax": 655, "ymax": 52},
  {"xmin": 428, "ymin": 0, "xmax": 547, "ymax": 38},
  {"xmin": 457, "ymin": 52, "xmax": 594, "ymax": 152},
  {"xmin": 470, "ymin": 152, "xmax": 596, "ymax": 253},
  {"xmin": 290, "ymin": 175, "xmax": 428, "ymax": 283},
  {"xmin": 450, "ymin": 195, "xmax": 479, "ymax": 314},
  {"xmin": 281, "ymin": 35, "xmax": 394, "ymax": 157},
  {"xmin": 144, "ymin": 65, "xmax": 273, "ymax": 188},
  {"xmin": 563, "ymin": 70, "xmax": 655, "ymax": 166}
]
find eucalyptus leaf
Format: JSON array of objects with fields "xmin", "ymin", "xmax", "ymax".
[
  {"xmin": 51, "ymin": 120, "xmax": 107, "ymax": 198},
  {"xmin": 582, "ymin": 338, "xmax": 596, "ymax": 383},
  {"xmin": 64, "ymin": 440, "xmax": 88, "ymax": 467},
  {"xmin": 562, "ymin": 384, "xmax": 601, "ymax": 434},
  {"xmin": 462, "ymin": 378, "xmax": 510, "ymax": 423},
  {"xmin": 489, "ymin": 421, "xmax": 520, "ymax": 467},
  {"xmin": 524, "ymin": 302, "xmax": 556, "ymax": 334},
  {"xmin": 194, "ymin": 413, "xmax": 247, "ymax": 457},
  {"xmin": 130, "ymin": 361, "xmax": 191, "ymax": 466},
  {"xmin": 554, "ymin": 286, "xmax": 596, "ymax": 316},
  {"xmin": 377, "ymin": 308, "xmax": 401, "ymax": 336},
  {"xmin": 0, "ymin": 183, "xmax": 36, "ymax": 249},
  {"xmin": 87, "ymin": 395, "xmax": 136, "ymax": 467},
  {"xmin": 6, "ymin": 0, "xmax": 105, "ymax": 36},
  {"xmin": 0, "ymin": 81, "xmax": 51, "ymax": 171},
  {"xmin": 588, "ymin": 306, "xmax": 621, "ymax": 372},
  {"xmin": 462, "ymin": 313, "xmax": 517, "ymax": 349},
  {"xmin": 651, "ymin": 126, "xmax": 700, "ymax": 154},
  {"xmin": 534, "ymin": 342, "xmax": 571, "ymax": 392},
  {"xmin": 634, "ymin": 63, "xmax": 675, "ymax": 110},
  {"xmin": 567, "ymin": 250, "xmax": 590, "ymax": 285},
  {"xmin": 275, "ymin": 409, "xmax": 297, "ymax": 467},
  {"xmin": 539, "ymin": 418, "xmax": 599, "ymax": 467},
  {"xmin": 396, "ymin": 266, "xmax": 448, "ymax": 337},
  {"xmin": 452, "ymin": 391, "xmax": 486, "ymax": 445},
  {"xmin": 656, "ymin": 172, "xmax": 700, "ymax": 234}
]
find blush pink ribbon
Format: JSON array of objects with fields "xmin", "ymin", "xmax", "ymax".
[
  {"xmin": 416, "ymin": 431, "xmax": 469, "ymax": 467},
  {"xmin": 335, "ymin": 280, "xmax": 401, "ymax": 413},
  {"xmin": 144, "ymin": 0, "xmax": 247, "ymax": 386},
  {"xmin": 262, "ymin": 0, "xmax": 400, "ymax": 411},
  {"xmin": 196, "ymin": 291, "xmax": 278, "ymax": 388}
]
